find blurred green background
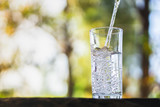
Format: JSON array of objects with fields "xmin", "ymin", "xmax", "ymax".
[{"xmin": 0, "ymin": 0, "xmax": 160, "ymax": 98}]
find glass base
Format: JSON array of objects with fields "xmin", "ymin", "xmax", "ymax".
[{"xmin": 92, "ymin": 93, "xmax": 122, "ymax": 99}]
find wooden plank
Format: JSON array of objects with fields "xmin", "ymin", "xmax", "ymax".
[{"xmin": 0, "ymin": 98, "xmax": 159, "ymax": 107}]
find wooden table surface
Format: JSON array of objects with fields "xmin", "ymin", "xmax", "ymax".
[{"xmin": 0, "ymin": 98, "xmax": 160, "ymax": 107}]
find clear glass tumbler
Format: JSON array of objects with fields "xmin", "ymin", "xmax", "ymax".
[{"xmin": 90, "ymin": 27, "xmax": 123, "ymax": 99}]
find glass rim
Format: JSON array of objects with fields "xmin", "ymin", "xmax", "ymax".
[{"xmin": 90, "ymin": 26, "xmax": 123, "ymax": 35}]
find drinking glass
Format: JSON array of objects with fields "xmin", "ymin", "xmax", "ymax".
[{"xmin": 90, "ymin": 27, "xmax": 123, "ymax": 99}]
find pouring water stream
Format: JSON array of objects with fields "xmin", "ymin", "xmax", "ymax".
[{"xmin": 105, "ymin": 0, "xmax": 121, "ymax": 47}]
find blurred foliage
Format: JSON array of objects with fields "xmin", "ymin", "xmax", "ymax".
[
  {"xmin": 21, "ymin": 6, "xmax": 40, "ymax": 18},
  {"xmin": 0, "ymin": 0, "xmax": 9, "ymax": 9},
  {"xmin": 0, "ymin": 89, "xmax": 14, "ymax": 98},
  {"xmin": 143, "ymin": 35, "xmax": 152, "ymax": 56},
  {"xmin": 72, "ymin": 54, "xmax": 91, "ymax": 97},
  {"xmin": 5, "ymin": 14, "xmax": 17, "ymax": 35}
]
